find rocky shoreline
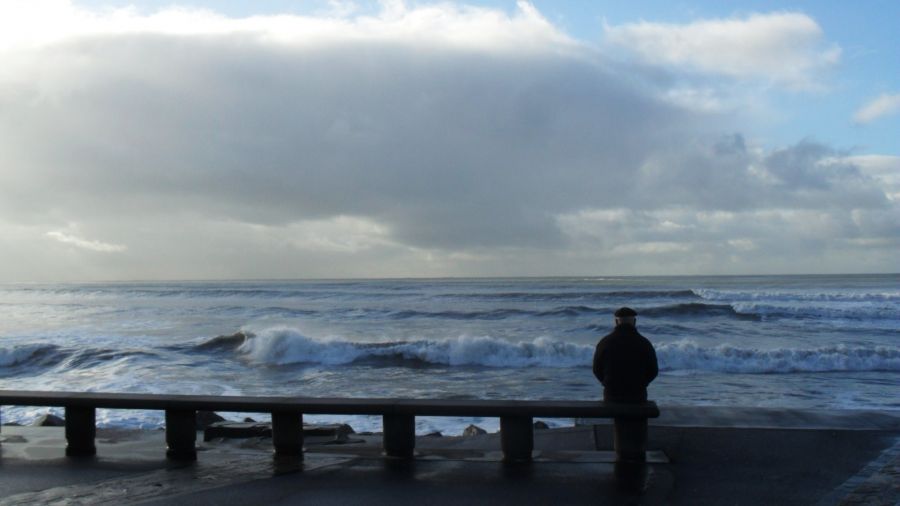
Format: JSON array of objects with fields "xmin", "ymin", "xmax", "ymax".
[{"xmin": 5, "ymin": 410, "xmax": 561, "ymax": 442}]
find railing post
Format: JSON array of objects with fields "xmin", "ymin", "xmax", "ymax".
[
  {"xmin": 65, "ymin": 406, "xmax": 96, "ymax": 457},
  {"xmin": 500, "ymin": 416, "xmax": 533, "ymax": 461},
  {"xmin": 383, "ymin": 414, "xmax": 415, "ymax": 458},
  {"xmin": 613, "ymin": 416, "xmax": 649, "ymax": 491},
  {"xmin": 165, "ymin": 409, "xmax": 197, "ymax": 461},
  {"xmin": 613, "ymin": 416, "xmax": 647, "ymax": 462},
  {"xmin": 271, "ymin": 411, "xmax": 303, "ymax": 459}
]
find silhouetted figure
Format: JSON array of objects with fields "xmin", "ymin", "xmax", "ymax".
[
  {"xmin": 592, "ymin": 307, "xmax": 658, "ymax": 492},
  {"xmin": 592, "ymin": 307, "xmax": 658, "ymax": 403}
]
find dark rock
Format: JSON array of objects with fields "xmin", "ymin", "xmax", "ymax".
[
  {"xmin": 2, "ymin": 422, "xmax": 22, "ymax": 426},
  {"xmin": 303, "ymin": 423, "xmax": 355, "ymax": 439},
  {"xmin": 462, "ymin": 424, "xmax": 487, "ymax": 437},
  {"xmin": 30, "ymin": 413, "xmax": 65, "ymax": 427},
  {"xmin": 534, "ymin": 421, "xmax": 550, "ymax": 430},
  {"xmin": 319, "ymin": 436, "xmax": 366, "ymax": 445},
  {"xmin": 203, "ymin": 422, "xmax": 272, "ymax": 442},
  {"xmin": 196, "ymin": 411, "xmax": 226, "ymax": 430},
  {"xmin": 195, "ymin": 331, "xmax": 252, "ymax": 351},
  {"xmin": 423, "ymin": 431, "xmax": 443, "ymax": 438},
  {"xmin": 203, "ymin": 422, "xmax": 363, "ymax": 444},
  {"xmin": 243, "ymin": 417, "xmax": 256, "ymax": 423}
]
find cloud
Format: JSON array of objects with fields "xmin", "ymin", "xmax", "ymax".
[
  {"xmin": 0, "ymin": 0, "xmax": 573, "ymax": 52},
  {"xmin": 854, "ymin": 93, "xmax": 900, "ymax": 124},
  {"xmin": 263, "ymin": 215, "xmax": 393, "ymax": 253},
  {"xmin": 0, "ymin": 1, "xmax": 686, "ymax": 250},
  {"xmin": 604, "ymin": 12, "xmax": 840, "ymax": 89},
  {"xmin": 840, "ymin": 155, "xmax": 900, "ymax": 201},
  {"xmin": 0, "ymin": 2, "xmax": 895, "ymax": 280},
  {"xmin": 46, "ymin": 231, "xmax": 127, "ymax": 252}
]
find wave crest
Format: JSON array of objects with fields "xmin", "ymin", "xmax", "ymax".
[
  {"xmin": 235, "ymin": 328, "xmax": 591, "ymax": 368},
  {"xmin": 696, "ymin": 289, "xmax": 900, "ymax": 303},
  {"xmin": 0, "ymin": 344, "xmax": 62, "ymax": 367},
  {"xmin": 230, "ymin": 328, "xmax": 900, "ymax": 374},
  {"xmin": 658, "ymin": 340, "xmax": 900, "ymax": 374}
]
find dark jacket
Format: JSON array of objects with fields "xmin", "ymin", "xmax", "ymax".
[{"xmin": 592, "ymin": 324, "xmax": 658, "ymax": 402}]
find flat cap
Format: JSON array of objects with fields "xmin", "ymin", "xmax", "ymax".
[{"xmin": 614, "ymin": 307, "xmax": 638, "ymax": 317}]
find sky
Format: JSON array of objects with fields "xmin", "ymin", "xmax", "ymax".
[{"xmin": 0, "ymin": 0, "xmax": 897, "ymax": 281}]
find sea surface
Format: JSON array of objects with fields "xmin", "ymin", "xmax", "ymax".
[{"xmin": 0, "ymin": 275, "xmax": 897, "ymax": 434}]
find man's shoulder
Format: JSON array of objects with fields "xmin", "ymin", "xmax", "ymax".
[
  {"xmin": 633, "ymin": 330, "xmax": 656, "ymax": 349},
  {"xmin": 597, "ymin": 328, "xmax": 619, "ymax": 342},
  {"xmin": 594, "ymin": 332, "xmax": 615, "ymax": 353},
  {"xmin": 595, "ymin": 327, "xmax": 627, "ymax": 349}
]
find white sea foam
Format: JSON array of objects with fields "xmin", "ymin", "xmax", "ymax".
[
  {"xmin": 695, "ymin": 288, "xmax": 900, "ymax": 303},
  {"xmin": 728, "ymin": 301, "xmax": 899, "ymax": 322},
  {"xmin": 238, "ymin": 327, "xmax": 366, "ymax": 365},
  {"xmin": 657, "ymin": 340, "xmax": 900, "ymax": 374}
]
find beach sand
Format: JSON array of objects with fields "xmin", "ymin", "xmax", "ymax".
[{"xmin": 0, "ymin": 407, "xmax": 897, "ymax": 505}]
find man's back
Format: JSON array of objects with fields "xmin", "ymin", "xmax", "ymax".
[{"xmin": 592, "ymin": 324, "xmax": 658, "ymax": 402}]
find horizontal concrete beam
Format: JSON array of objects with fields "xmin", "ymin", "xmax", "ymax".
[
  {"xmin": 0, "ymin": 390, "xmax": 659, "ymax": 418},
  {"xmin": 1, "ymin": 390, "xmax": 657, "ymax": 471}
]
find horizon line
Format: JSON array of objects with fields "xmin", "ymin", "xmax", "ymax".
[{"xmin": 2, "ymin": 272, "xmax": 898, "ymax": 285}]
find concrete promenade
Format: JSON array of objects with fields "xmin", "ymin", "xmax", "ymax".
[{"xmin": 0, "ymin": 407, "xmax": 897, "ymax": 505}]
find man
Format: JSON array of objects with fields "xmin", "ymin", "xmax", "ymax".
[
  {"xmin": 593, "ymin": 307, "xmax": 658, "ymax": 482},
  {"xmin": 592, "ymin": 307, "xmax": 658, "ymax": 402}
]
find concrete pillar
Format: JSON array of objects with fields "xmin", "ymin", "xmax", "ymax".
[
  {"xmin": 383, "ymin": 414, "xmax": 415, "ymax": 458},
  {"xmin": 165, "ymin": 409, "xmax": 197, "ymax": 461},
  {"xmin": 613, "ymin": 417, "xmax": 647, "ymax": 462},
  {"xmin": 65, "ymin": 406, "xmax": 96, "ymax": 457},
  {"xmin": 272, "ymin": 411, "xmax": 303, "ymax": 458},
  {"xmin": 500, "ymin": 416, "xmax": 533, "ymax": 461}
]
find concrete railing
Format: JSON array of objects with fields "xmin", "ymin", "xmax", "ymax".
[{"xmin": 0, "ymin": 390, "xmax": 659, "ymax": 462}]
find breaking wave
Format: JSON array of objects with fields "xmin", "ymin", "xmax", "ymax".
[
  {"xmin": 232, "ymin": 328, "xmax": 591, "ymax": 368},
  {"xmin": 0, "ymin": 344, "xmax": 63, "ymax": 368},
  {"xmin": 695, "ymin": 289, "xmax": 900, "ymax": 303},
  {"xmin": 728, "ymin": 303, "xmax": 898, "ymax": 322},
  {"xmin": 657, "ymin": 341, "xmax": 900, "ymax": 374},
  {"xmin": 0, "ymin": 343, "xmax": 160, "ymax": 374},
  {"xmin": 217, "ymin": 329, "xmax": 900, "ymax": 373}
]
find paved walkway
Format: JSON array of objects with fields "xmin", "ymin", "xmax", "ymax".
[
  {"xmin": 820, "ymin": 436, "xmax": 900, "ymax": 506},
  {"xmin": 0, "ymin": 410, "xmax": 897, "ymax": 505}
]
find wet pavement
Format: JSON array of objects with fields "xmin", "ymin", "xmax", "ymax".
[{"xmin": 0, "ymin": 408, "xmax": 897, "ymax": 505}]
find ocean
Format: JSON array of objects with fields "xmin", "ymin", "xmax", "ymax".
[{"xmin": 0, "ymin": 275, "xmax": 897, "ymax": 434}]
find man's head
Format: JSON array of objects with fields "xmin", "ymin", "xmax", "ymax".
[{"xmin": 614, "ymin": 307, "xmax": 637, "ymax": 326}]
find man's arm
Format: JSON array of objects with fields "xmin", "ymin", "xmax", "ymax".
[
  {"xmin": 592, "ymin": 342, "xmax": 605, "ymax": 384},
  {"xmin": 646, "ymin": 344, "xmax": 659, "ymax": 384}
]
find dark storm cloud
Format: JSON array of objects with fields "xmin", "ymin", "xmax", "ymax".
[{"xmin": 1, "ymin": 32, "xmax": 698, "ymax": 249}]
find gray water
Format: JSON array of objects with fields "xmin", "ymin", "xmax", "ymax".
[{"xmin": 0, "ymin": 274, "xmax": 897, "ymax": 433}]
